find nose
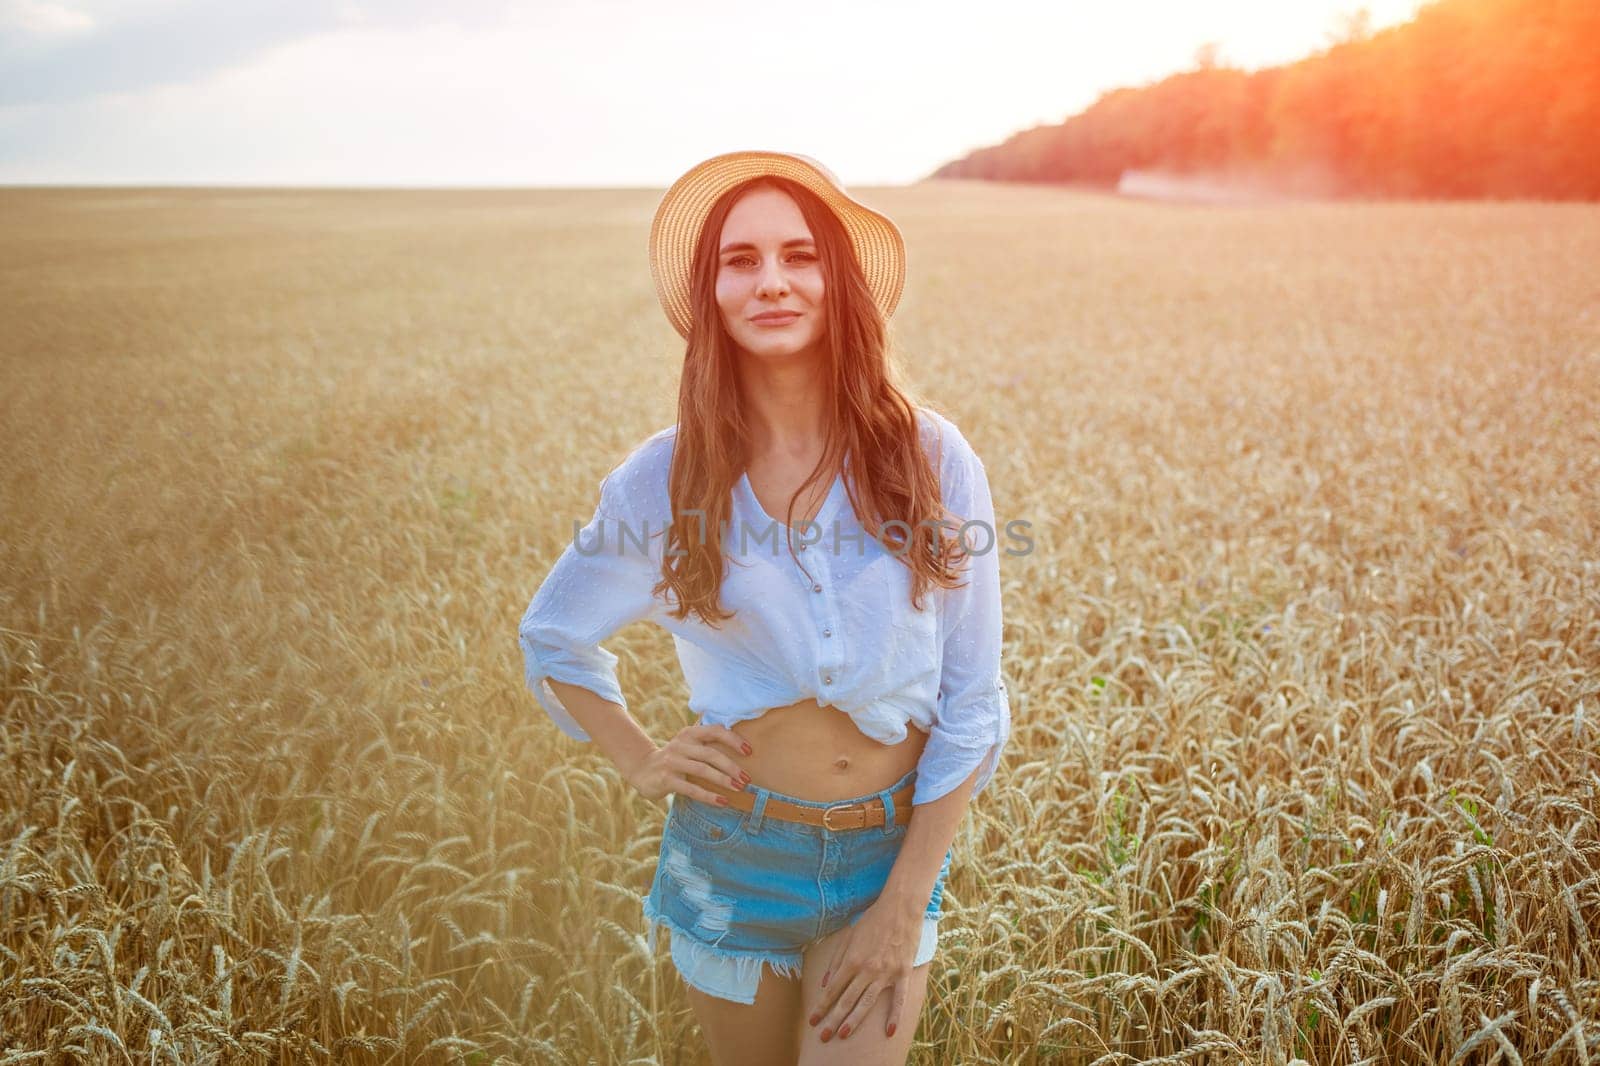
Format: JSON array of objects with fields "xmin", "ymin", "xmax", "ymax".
[{"xmin": 756, "ymin": 258, "xmax": 790, "ymax": 299}]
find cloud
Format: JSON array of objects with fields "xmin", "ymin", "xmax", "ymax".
[
  {"xmin": 0, "ymin": 0, "xmax": 516, "ymax": 106},
  {"xmin": 1, "ymin": 0, "xmax": 95, "ymax": 35}
]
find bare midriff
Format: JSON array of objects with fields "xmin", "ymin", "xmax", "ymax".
[{"xmin": 698, "ymin": 696, "xmax": 928, "ymax": 802}]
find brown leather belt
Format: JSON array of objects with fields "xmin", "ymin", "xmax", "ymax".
[{"xmin": 701, "ymin": 778, "xmax": 917, "ymax": 830}]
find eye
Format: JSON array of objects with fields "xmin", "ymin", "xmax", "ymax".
[{"xmin": 725, "ymin": 252, "xmax": 817, "ymax": 268}]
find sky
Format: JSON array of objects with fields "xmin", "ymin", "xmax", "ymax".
[{"xmin": 0, "ymin": 0, "xmax": 1426, "ymax": 187}]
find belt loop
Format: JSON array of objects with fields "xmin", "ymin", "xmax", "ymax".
[
  {"xmin": 749, "ymin": 788, "xmax": 768, "ymax": 833},
  {"xmin": 879, "ymin": 785, "xmax": 897, "ymax": 836}
]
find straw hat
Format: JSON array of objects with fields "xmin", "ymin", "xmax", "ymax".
[{"xmin": 648, "ymin": 150, "xmax": 906, "ymax": 341}]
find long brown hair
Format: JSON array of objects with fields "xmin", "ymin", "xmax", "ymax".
[{"xmin": 651, "ymin": 176, "xmax": 971, "ymax": 628}]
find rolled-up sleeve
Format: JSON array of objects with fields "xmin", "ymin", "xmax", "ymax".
[
  {"xmin": 913, "ymin": 435, "xmax": 1012, "ymax": 807},
  {"xmin": 517, "ymin": 469, "xmax": 660, "ymax": 742}
]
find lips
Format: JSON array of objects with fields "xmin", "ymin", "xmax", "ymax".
[{"xmin": 751, "ymin": 311, "xmax": 801, "ymax": 323}]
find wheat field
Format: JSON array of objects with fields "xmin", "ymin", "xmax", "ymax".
[{"xmin": 2, "ymin": 183, "xmax": 1597, "ymax": 1064}]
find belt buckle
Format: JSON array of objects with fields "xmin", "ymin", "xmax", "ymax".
[{"xmin": 822, "ymin": 802, "xmax": 866, "ymax": 831}]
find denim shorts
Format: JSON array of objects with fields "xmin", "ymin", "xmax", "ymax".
[{"xmin": 642, "ymin": 766, "xmax": 954, "ymax": 1005}]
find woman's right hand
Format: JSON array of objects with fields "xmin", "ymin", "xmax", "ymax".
[{"xmin": 627, "ymin": 724, "xmax": 753, "ymax": 804}]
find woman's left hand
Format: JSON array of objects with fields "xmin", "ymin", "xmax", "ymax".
[{"xmin": 807, "ymin": 896, "xmax": 924, "ymax": 1042}]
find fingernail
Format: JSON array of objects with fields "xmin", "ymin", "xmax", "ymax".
[
  {"xmin": 887, "ymin": 1023, "xmax": 896, "ymax": 1037},
  {"xmin": 822, "ymin": 971, "xmax": 829, "ymax": 987},
  {"xmin": 808, "ymin": 1013, "xmax": 819, "ymax": 1027},
  {"xmin": 820, "ymin": 1029, "xmax": 832, "ymax": 1042},
  {"xmin": 839, "ymin": 1025, "xmax": 851, "ymax": 1039},
  {"xmin": 715, "ymin": 796, "xmax": 727, "ymax": 805},
  {"xmin": 740, "ymin": 772, "xmax": 751, "ymax": 785},
  {"xmin": 743, "ymin": 743, "xmax": 752, "ymax": 754},
  {"xmin": 730, "ymin": 776, "xmax": 741, "ymax": 788}
]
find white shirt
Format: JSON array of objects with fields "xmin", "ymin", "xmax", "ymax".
[{"xmin": 517, "ymin": 406, "xmax": 1011, "ymax": 807}]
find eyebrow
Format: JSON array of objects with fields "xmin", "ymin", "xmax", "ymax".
[{"xmin": 718, "ymin": 238, "xmax": 816, "ymax": 255}]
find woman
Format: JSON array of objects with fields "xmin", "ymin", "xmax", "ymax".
[{"xmin": 518, "ymin": 150, "xmax": 1010, "ymax": 1065}]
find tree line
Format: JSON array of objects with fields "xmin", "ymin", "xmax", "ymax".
[{"xmin": 931, "ymin": 0, "xmax": 1599, "ymax": 200}]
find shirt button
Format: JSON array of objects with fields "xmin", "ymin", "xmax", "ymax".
[
  {"xmin": 823, "ymin": 674, "xmax": 833, "ymax": 685},
  {"xmin": 822, "ymin": 628, "xmax": 832, "ymax": 638},
  {"xmin": 812, "ymin": 582, "xmax": 822, "ymax": 593},
  {"xmin": 799, "ymin": 545, "xmax": 807, "ymax": 552}
]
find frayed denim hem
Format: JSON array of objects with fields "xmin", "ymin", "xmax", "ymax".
[{"xmin": 642, "ymin": 897, "xmax": 804, "ymax": 1005}]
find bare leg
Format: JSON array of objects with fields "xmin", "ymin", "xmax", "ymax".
[{"xmin": 684, "ymin": 962, "xmax": 804, "ymax": 1066}]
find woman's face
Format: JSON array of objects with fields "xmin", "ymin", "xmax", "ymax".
[{"xmin": 715, "ymin": 186, "xmax": 827, "ymax": 362}]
